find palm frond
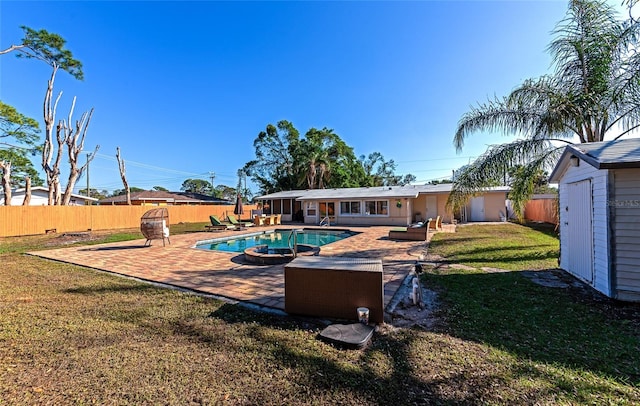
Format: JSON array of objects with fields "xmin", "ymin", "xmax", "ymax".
[
  {"xmin": 447, "ymin": 139, "xmax": 555, "ymax": 213},
  {"xmin": 454, "ymin": 97, "xmax": 553, "ymax": 151},
  {"xmin": 508, "ymin": 148, "xmax": 563, "ymax": 220}
]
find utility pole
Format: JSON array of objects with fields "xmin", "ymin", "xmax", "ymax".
[{"xmin": 209, "ymin": 171, "xmax": 215, "ymax": 196}]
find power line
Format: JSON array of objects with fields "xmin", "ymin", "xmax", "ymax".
[
  {"xmin": 92, "ymin": 153, "xmax": 204, "ymax": 176},
  {"xmin": 395, "ymin": 155, "xmax": 477, "ymax": 164}
]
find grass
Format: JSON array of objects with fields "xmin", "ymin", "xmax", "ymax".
[
  {"xmin": 1, "ymin": 223, "xmax": 639, "ymax": 404},
  {"xmin": 0, "ymin": 222, "xmax": 209, "ymax": 254},
  {"xmin": 428, "ymin": 222, "xmax": 559, "ymax": 270}
]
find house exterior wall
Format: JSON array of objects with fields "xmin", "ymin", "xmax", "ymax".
[
  {"xmin": 406, "ymin": 193, "xmax": 454, "ymax": 224},
  {"xmin": 611, "ymin": 169, "xmax": 640, "ymax": 301},
  {"xmin": 297, "ymin": 193, "xmax": 463, "ymax": 226},
  {"xmin": 435, "ymin": 195, "xmax": 453, "ymax": 223},
  {"xmin": 302, "ymin": 198, "xmax": 410, "ymax": 226},
  {"xmin": 557, "ymin": 161, "xmax": 611, "ymax": 297},
  {"xmin": 478, "ymin": 192, "xmax": 508, "ymax": 222},
  {"xmin": 2, "ymin": 190, "xmax": 91, "ymax": 206},
  {"xmin": 413, "ymin": 194, "xmax": 427, "ymax": 222},
  {"xmin": 8, "ymin": 191, "xmax": 49, "ymax": 206}
]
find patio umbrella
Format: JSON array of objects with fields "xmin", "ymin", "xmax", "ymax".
[{"xmin": 233, "ymin": 193, "xmax": 244, "ymax": 221}]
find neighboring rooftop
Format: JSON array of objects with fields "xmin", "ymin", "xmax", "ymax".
[{"xmin": 99, "ymin": 190, "xmax": 232, "ymax": 205}]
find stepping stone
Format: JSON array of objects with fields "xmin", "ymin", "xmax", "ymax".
[{"xmin": 318, "ymin": 323, "xmax": 374, "ymax": 349}]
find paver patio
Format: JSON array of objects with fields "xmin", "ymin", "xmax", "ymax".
[{"xmin": 29, "ymin": 225, "xmax": 436, "ymax": 320}]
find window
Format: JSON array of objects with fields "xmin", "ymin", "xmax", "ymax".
[
  {"xmin": 282, "ymin": 199, "xmax": 292, "ymax": 215},
  {"xmin": 340, "ymin": 201, "xmax": 361, "ymax": 215},
  {"xmin": 306, "ymin": 202, "xmax": 316, "ymax": 216},
  {"xmin": 365, "ymin": 200, "xmax": 388, "ymax": 216},
  {"xmin": 319, "ymin": 202, "xmax": 335, "ymax": 216}
]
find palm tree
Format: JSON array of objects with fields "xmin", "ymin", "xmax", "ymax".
[
  {"xmin": 296, "ymin": 135, "xmax": 332, "ymax": 189},
  {"xmin": 450, "ymin": 0, "xmax": 640, "ymax": 218}
]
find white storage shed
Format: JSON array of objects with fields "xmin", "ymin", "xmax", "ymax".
[{"xmin": 549, "ymin": 138, "xmax": 640, "ymax": 301}]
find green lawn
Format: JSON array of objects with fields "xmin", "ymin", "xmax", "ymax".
[
  {"xmin": 1, "ymin": 223, "xmax": 638, "ymax": 404},
  {"xmin": 428, "ymin": 222, "xmax": 559, "ymax": 270}
]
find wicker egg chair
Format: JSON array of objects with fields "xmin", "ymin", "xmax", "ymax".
[{"xmin": 140, "ymin": 208, "xmax": 170, "ymax": 246}]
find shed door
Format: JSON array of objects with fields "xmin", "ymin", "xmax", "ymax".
[
  {"xmin": 469, "ymin": 197, "xmax": 485, "ymax": 222},
  {"xmin": 566, "ymin": 180, "xmax": 594, "ymax": 283}
]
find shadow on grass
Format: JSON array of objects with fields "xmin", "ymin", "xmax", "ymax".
[
  {"xmin": 205, "ymin": 304, "xmax": 481, "ymax": 403},
  {"xmin": 423, "ymin": 269, "xmax": 640, "ymax": 384},
  {"xmin": 522, "ymin": 221, "xmax": 559, "ymax": 238},
  {"xmin": 209, "ymin": 302, "xmax": 324, "ymax": 331},
  {"xmin": 203, "ymin": 303, "xmax": 579, "ymax": 404},
  {"xmin": 429, "ymin": 244, "xmax": 559, "ymax": 265},
  {"xmin": 63, "ymin": 283, "xmax": 157, "ymax": 295}
]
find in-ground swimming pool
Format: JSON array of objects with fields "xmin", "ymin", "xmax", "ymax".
[{"xmin": 195, "ymin": 228, "xmax": 357, "ymax": 253}]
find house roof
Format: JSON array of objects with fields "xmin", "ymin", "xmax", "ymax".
[
  {"xmin": 100, "ymin": 191, "xmax": 182, "ymax": 204},
  {"xmin": 172, "ymin": 191, "xmax": 233, "ymax": 204},
  {"xmin": 549, "ymin": 138, "xmax": 640, "ymax": 182},
  {"xmin": 12, "ymin": 186, "xmax": 99, "ymax": 202},
  {"xmin": 99, "ymin": 190, "xmax": 231, "ymax": 204},
  {"xmin": 257, "ymin": 184, "xmax": 510, "ymax": 201}
]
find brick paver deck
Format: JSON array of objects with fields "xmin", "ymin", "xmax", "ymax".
[{"xmin": 29, "ymin": 225, "xmax": 434, "ymax": 318}]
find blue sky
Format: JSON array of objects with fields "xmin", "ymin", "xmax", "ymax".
[{"xmin": 1, "ymin": 0, "xmax": 577, "ymax": 195}]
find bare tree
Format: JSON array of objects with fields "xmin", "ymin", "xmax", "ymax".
[
  {"xmin": 60, "ymin": 97, "xmax": 98, "ymax": 205},
  {"xmin": 47, "ymin": 119, "xmax": 66, "ymax": 205},
  {"xmin": 4, "ymin": 27, "xmax": 83, "ymax": 205},
  {"xmin": 116, "ymin": 147, "xmax": 131, "ymax": 205},
  {"xmin": 22, "ymin": 176, "xmax": 31, "ymax": 205},
  {"xmin": 0, "ymin": 160, "xmax": 11, "ymax": 205}
]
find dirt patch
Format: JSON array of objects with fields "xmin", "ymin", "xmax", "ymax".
[
  {"xmin": 385, "ymin": 273, "xmax": 439, "ymax": 330},
  {"xmin": 521, "ymin": 269, "xmax": 585, "ymax": 288},
  {"xmin": 45, "ymin": 232, "xmax": 101, "ymax": 247}
]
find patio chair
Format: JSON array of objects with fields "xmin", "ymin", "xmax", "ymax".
[
  {"xmin": 429, "ymin": 216, "xmax": 442, "ymax": 231},
  {"xmin": 140, "ymin": 208, "xmax": 171, "ymax": 246},
  {"xmin": 388, "ymin": 219, "xmax": 430, "ymax": 241},
  {"xmin": 264, "ymin": 215, "xmax": 274, "ymax": 226},
  {"xmin": 210, "ymin": 215, "xmax": 234, "ymax": 230},
  {"xmin": 227, "ymin": 214, "xmax": 253, "ymax": 227},
  {"xmin": 253, "ymin": 215, "xmax": 265, "ymax": 226}
]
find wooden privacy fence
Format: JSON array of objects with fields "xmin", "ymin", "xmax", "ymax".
[
  {"xmin": 0, "ymin": 204, "xmax": 258, "ymax": 238},
  {"xmin": 524, "ymin": 199, "xmax": 558, "ymax": 225}
]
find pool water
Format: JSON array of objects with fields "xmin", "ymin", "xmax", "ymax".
[{"xmin": 195, "ymin": 228, "xmax": 356, "ymax": 253}]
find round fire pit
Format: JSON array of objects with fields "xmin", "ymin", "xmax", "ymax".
[{"xmin": 243, "ymin": 244, "xmax": 319, "ymax": 265}]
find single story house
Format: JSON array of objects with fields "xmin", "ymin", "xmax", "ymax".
[
  {"xmin": 549, "ymin": 137, "xmax": 640, "ymax": 301},
  {"xmin": 1, "ymin": 186, "xmax": 98, "ymax": 206},
  {"xmin": 256, "ymin": 184, "xmax": 510, "ymax": 226},
  {"xmin": 99, "ymin": 191, "xmax": 232, "ymax": 206}
]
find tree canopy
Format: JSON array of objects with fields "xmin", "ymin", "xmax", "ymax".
[
  {"xmin": 244, "ymin": 120, "xmax": 414, "ymax": 194},
  {"xmin": 0, "ymin": 101, "xmax": 43, "ymax": 188},
  {"xmin": 111, "ymin": 186, "xmax": 144, "ymax": 196},
  {"xmin": 181, "ymin": 178, "xmax": 213, "ymax": 195},
  {"xmin": 450, "ymin": 0, "xmax": 640, "ymax": 218},
  {"xmin": 15, "ymin": 26, "xmax": 83, "ymax": 80}
]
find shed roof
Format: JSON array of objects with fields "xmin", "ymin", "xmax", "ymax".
[{"xmin": 550, "ymin": 138, "xmax": 640, "ymax": 182}]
